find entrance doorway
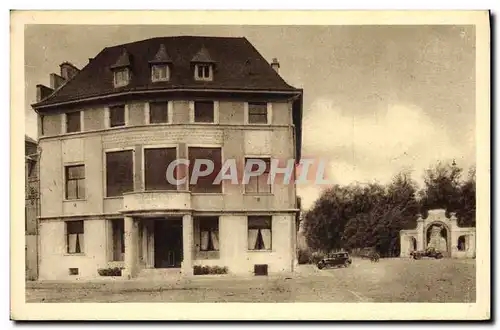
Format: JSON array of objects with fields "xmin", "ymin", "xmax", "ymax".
[{"xmin": 154, "ymin": 219, "xmax": 183, "ymax": 268}]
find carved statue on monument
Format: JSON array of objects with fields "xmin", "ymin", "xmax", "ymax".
[{"xmin": 427, "ymin": 224, "xmax": 447, "ymax": 252}]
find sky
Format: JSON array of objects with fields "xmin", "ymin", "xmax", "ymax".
[{"xmin": 24, "ymin": 25, "xmax": 476, "ymax": 210}]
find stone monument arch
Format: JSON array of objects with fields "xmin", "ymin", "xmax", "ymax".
[{"xmin": 400, "ymin": 209, "xmax": 476, "ymax": 258}]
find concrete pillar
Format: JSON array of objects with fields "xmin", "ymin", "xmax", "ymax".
[
  {"xmin": 416, "ymin": 215, "xmax": 425, "ymax": 250},
  {"xmin": 124, "ymin": 216, "xmax": 138, "ymax": 279},
  {"xmin": 181, "ymin": 214, "xmax": 194, "ymax": 275}
]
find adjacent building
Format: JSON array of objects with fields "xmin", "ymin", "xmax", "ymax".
[
  {"xmin": 25, "ymin": 135, "xmax": 39, "ymax": 280},
  {"xmin": 32, "ymin": 36, "xmax": 303, "ymax": 280}
]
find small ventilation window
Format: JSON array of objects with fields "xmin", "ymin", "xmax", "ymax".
[
  {"xmin": 254, "ymin": 264, "xmax": 268, "ymax": 276},
  {"xmin": 69, "ymin": 268, "xmax": 79, "ymax": 276}
]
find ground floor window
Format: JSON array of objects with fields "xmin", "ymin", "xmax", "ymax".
[
  {"xmin": 66, "ymin": 220, "xmax": 84, "ymax": 254},
  {"xmin": 198, "ymin": 217, "xmax": 219, "ymax": 251},
  {"xmin": 248, "ymin": 216, "xmax": 272, "ymax": 251},
  {"xmin": 111, "ymin": 219, "xmax": 125, "ymax": 261}
]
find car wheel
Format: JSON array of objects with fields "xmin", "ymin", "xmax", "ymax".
[
  {"xmin": 317, "ymin": 261, "xmax": 325, "ymax": 270},
  {"xmin": 344, "ymin": 261, "xmax": 350, "ymax": 267}
]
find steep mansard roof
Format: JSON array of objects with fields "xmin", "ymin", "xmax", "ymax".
[{"xmin": 33, "ymin": 36, "xmax": 299, "ymax": 108}]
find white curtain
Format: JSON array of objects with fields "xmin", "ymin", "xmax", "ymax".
[
  {"xmin": 261, "ymin": 229, "xmax": 272, "ymax": 250},
  {"xmin": 68, "ymin": 234, "xmax": 77, "ymax": 253},
  {"xmin": 248, "ymin": 229, "xmax": 259, "ymax": 250},
  {"xmin": 211, "ymin": 231, "xmax": 219, "ymax": 251},
  {"xmin": 77, "ymin": 233, "xmax": 84, "ymax": 253},
  {"xmin": 201, "ymin": 231, "xmax": 210, "ymax": 251}
]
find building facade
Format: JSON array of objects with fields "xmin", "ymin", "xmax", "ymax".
[
  {"xmin": 400, "ymin": 209, "xmax": 476, "ymax": 259},
  {"xmin": 25, "ymin": 135, "xmax": 39, "ymax": 280},
  {"xmin": 32, "ymin": 36, "xmax": 303, "ymax": 280}
]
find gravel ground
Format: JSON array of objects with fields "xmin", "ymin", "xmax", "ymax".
[{"xmin": 25, "ymin": 258, "xmax": 475, "ymax": 303}]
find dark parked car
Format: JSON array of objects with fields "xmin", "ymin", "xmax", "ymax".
[
  {"xmin": 317, "ymin": 252, "xmax": 352, "ymax": 269},
  {"xmin": 410, "ymin": 247, "xmax": 444, "ymax": 260}
]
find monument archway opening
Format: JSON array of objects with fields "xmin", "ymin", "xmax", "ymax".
[{"xmin": 425, "ymin": 222, "xmax": 450, "ymax": 257}]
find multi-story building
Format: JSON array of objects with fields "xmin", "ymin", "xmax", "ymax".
[
  {"xmin": 25, "ymin": 135, "xmax": 39, "ymax": 280},
  {"xmin": 32, "ymin": 36, "xmax": 303, "ymax": 280}
]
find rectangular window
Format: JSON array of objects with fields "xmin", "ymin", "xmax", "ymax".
[
  {"xmin": 188, "ymin": 147, "xmax": 222, "ymax": 193},
  {"xmin": 144, "ymin": 147, "xmax": 177, "ymax": 191},
  {"xmin": 248, "ymin": 102, "xmax": 268, "ymax": 124},
  {"xmin": 198, "ymin": 217, "xmax": 219, "ymax": 251},
  {"xmin": 248, "ymin": 216, "xmax": 272, "ymax": 251},
  {"xmin": 245, "ymin": 158, "xmax": 271, "ymax": 194},
  {"xmin": 66, "ymin": 111, "xmax": 81, "ymax": 133},
  {"xmin": 40, "ymin": 115, "xmax": 45, "ymax": 135},
  {"xmin": 194, "ymin": 101, "xmax": 214, "ymax": 123},
  {"xmin": 111, "ymin": 219, "xmax": 124, "ymax": 261},
  {"xmin": 65, "ymin": 165, "xmax": 85, "ymax": 200},
  {"xmin": 66, "ymin": 221, "xmax": 84, "ymax": 254},
  {"xmin": 109, "ymin": 105, "xmax": 126, "ymax": 127},
  {"xmin": 114, "ymin": 68, "xmax": 129, "ymax": 87},
  {"xmin": 106, "ymin": 150, "xmax": 134, "ymax": 197},
  {"xmin": 149, "ymin": 102, "xmax": 169, "ymax": 124},
  {"xmin": 195, "ymin": 64, "xmax": 212, "ymax": 80},
  {"xmin": 151, "ymin": 64, "xmax": 169, "ymax": 82}
]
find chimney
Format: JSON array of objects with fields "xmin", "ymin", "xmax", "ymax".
[
  {"xmin": 271, "ymin": 58, "xmax": 280, "ymax": 73},
  {"xmin": 49, "ymin": 73, "xmax": 66, "ymax": 90},
  {"xmin": 60, "ymin": 62, "xmax": 80, "ymax": 81},
  {"xmin": 36, "ymin": 84, "xmax": 54, "ymax": 102}
]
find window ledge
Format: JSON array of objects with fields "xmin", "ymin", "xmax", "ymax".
[
  {"xmin": 191, "ymin": 192, "xmax": 224, "ymax": 196},
  {"xmin": 104, "ymin": 196, "xmax": 124, "ymax": 200},
  {"xmin": 63, "ymin": 199, "xmax": 87, "ymax": 202},
  {"xmin": 247, "ymin": 250, "xmax": 273, "ymax": 253},
  {"xmin": 64, "ymin": 253, "xmax": 85, "ymax": 257},
  {"xmin": 147, "ymin": 122, "xmax": 172, "ymax": 126},
  {"xmin": 243, "ymin": 193, "xmax": 274, "ymax": 196}
]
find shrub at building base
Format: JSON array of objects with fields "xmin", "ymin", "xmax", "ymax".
[
  {"xmin": 97, "ymin": 267, "xmax": 123, "ymax": 277},
  {"xmin": 193, "ymin": 265, "xmax": 228, "ymax": 275}
]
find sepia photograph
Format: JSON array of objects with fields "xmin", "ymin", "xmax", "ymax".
[{"xmin": 11, "ymin": 10, "xmax": 490, "ymax": 320}]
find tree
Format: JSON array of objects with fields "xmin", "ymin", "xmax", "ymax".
[
  {"xmin": 457, "ymin": 166, "xmax": 476, "ymax": 227},
  {"xmin": 419, "ymin": 161, "xmax": 462, "ymax": 215}
]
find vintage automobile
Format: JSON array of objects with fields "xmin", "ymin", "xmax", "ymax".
[
  {"xmin": 317, "ymin": 252, "xmax": 353, "ymax": 269},
  {"xmin": 410, "ymin": 247, "xmax": 444, "ymax": 260}
]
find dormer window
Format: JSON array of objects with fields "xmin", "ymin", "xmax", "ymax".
[
  {"xmin": 191, "ymin": 46, "xmax": 215, "ymax": 82},
  {"xmin": 113, "ymin": 68, "xmax": 130, "ymax": 87},
  {"xmin": 149, "ymin": 44, "xmax": 172, "ymax": 83},
  {"xmin": 151, "ymin": 64, "xmax": 169, "ymax": 82},
  {"xmin": 111, "ymin": 48, "xmax": 132, "ymax": 88},
  {"xmin": 195, "ymin": 64, "xmax": 213, "ymax": 81}
]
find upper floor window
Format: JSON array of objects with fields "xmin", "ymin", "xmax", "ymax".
[
  {"xmin": 106, "ymin": 150, "xmax": 134, "ymax": 197},
  {"xmin": 247, "ymin": 102, "xmax": 270, "ymax": 124},
  {"xmin": 144, "ymin": 147, "xmax": 177, "ymax": 191},
  {"xmin": 149, "ymin": 101, "xmax": 169, "ymax": 124},
  {"xmin": 65, "ymin": 165, "xmax": 85, "ymax": 200},
  {"xmin": 113, "ymin": 68, "xmax": 130, "ymax": 87},
  {"xmin": 193, "ymin": 101, "xmax": 215, "ymax": 123},
  {"xmin": 65, "ymin": 111, "xmax": 81, "ymax": 133},
  {"xmin": 40, "ymin": 115, "xmax": 45, "ymax": 135},
  {"xmin": 194, "ymin": 64, "xmax": 213, "ymax": 81},
  {"xmin": 151, "ymin": 64, "xmax": 169, "ymax": 82},
  {"xmin": 188, "ymin": 147, "xmax": 222, "ymax": 193},
  {"xmin": 245, "ymin": 158, "xmax": 271, "ymax": 194},
  {"xmin": 109, "ymin": 105, "xmax": 126, "ymax": 128}
]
